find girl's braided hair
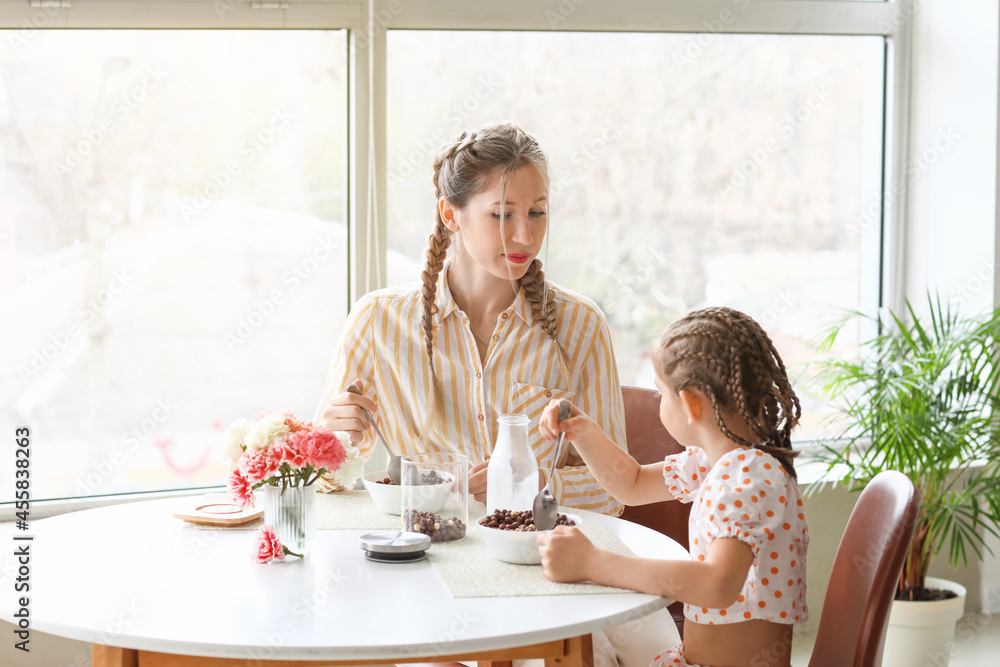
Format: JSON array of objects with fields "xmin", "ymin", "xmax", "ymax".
[
  {"xmin": 653, "ymin": 307, "xmax": 802, "ymax": 477},
  {"xmin": 419, "ymin": 122, "xmax": 569, "ymax": 438}
]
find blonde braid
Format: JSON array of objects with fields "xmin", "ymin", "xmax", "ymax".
[
  {"xmin": 518, "ymin": 259, "xmax": 570, "ymax": 381},
  {"xmin": 420, "ymin": 218, "xmax": 451, "ymax": 387},
  {"xmin": 417, "ymin": 149, "xmax": 461, "ymax": 444}
]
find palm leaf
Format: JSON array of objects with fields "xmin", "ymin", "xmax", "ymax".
[{"xmin": 807, "ymin": 291, "xmax": 1000, "ymax": 595}]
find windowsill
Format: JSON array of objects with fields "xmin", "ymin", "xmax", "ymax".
[{"xmin": 0, "ymin": 486, "xmax": 224, "ymax": 522}]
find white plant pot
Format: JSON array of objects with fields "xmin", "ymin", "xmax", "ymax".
[{"xmin": 882, "ymin": 577, "xmax": 967, "ymax": 667}]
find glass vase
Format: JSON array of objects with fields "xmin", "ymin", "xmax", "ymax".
[{"xmin": 264, "ymin": 484, "xmax": 317, "ymax": 555}]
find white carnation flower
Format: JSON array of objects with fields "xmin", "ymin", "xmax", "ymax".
[
  {"xmin": 327, "ymin": 431, "xmax": 363, "ymax": 489},
  {"xmin": 222, "ymin": 418, "xmax": 251, "ymax": 467},
  {"xmin": 331, "ymin": 446, "xmax": 365, "ymax": 489},
  {"xmin": 244, "ymin": 413, "xmax": 290, "ymax": 451}
]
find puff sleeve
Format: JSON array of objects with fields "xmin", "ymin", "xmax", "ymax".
[{"xmin": 662, "ymin": 447, "xmax": 710, "ymax": 503}]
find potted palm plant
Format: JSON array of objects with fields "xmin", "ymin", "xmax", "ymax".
[{"xmin": 809, "ymin": 293, "xmax": 1000, "ymax": 667}]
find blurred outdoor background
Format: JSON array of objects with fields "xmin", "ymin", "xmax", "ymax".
[{"xmin": 0, "ymin": 29, "xmax": 882, "ymax": 502}]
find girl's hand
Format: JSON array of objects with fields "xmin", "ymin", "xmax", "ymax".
[
  {"xmin": 538, "ymin": 400, "xmax": 603, "ymax": 448},
  {"xmin": 469, "ymin": 461, "xmax": 489, "ymax": 503},
  {"xmin": 317, "ymin": 378, "xmax": 377, "ymax": 445},
  {"xmin": 537, "ymin": 525, "xmax": 599, "ymax": 583}
]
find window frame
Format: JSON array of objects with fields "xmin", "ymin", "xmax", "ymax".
[{"xmin": 0, "ymin": 0, "xmax": 909, "ymax": 517}]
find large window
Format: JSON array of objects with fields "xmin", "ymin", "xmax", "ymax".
[
  {"xmin": 0, "ymin": 1, "xmax": 904, "ymax": 508},
  {"xmin": 0, "ymin": 30, "xmax": 348, "ymax": 502},
  {"xmin": 387, "ymin": 31, "xmax": 884, "ymax": 440}
]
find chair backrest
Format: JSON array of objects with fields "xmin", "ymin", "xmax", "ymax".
[
  {"xmin": 808, "ymin": 470, "xmax": 918, "ymax": 667},
  {"xmin": 619, "ymin": 385, "xmax": 691, "ymax": 550}
]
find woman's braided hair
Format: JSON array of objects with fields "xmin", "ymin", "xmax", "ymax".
[
  {"xmin": 419, "ymin": 122, "xmax": 569, "ymax": 436},
  {"xmin": 653, "ymin": 307, "xmax": 802, "ymax": 477}
]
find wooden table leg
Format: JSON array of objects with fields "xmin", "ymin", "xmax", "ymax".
[
  {"xmin": 93, "ymin": 644, "xmax": 139, "ymax": 667},
  {"xmin": 544, "ymin": 635, "xmax": 594, "ymax": 667}
]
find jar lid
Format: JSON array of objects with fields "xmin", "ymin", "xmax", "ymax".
[{"xmin": 360, "ymin": 530, "xmax": 431, "ymax": 555}]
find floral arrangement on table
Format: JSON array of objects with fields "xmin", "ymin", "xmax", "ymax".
[
  {"xmin": 222, "ymin": 412, "xmax": 364, "ymax": 561},
  {"xmin": 223, "ymin": 412, "xmax": 362, "ymax": 506}
]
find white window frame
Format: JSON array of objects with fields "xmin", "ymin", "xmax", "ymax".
[{"xmin": 0, "ymin": 0, "xmax": 909, "ymax": 517}]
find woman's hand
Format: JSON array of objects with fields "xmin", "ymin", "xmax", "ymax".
[
  {"xmin": 317, "ymin": 378, "xmax": 377, "ymax": 445},
  {"xmin": 537, "ymin": 525, "xmax": 599, "ymax": 583}
]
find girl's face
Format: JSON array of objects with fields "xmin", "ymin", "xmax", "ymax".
[
  {"xmin": 653, "ymin": 370, "xmax": 688, "ymax": 443},
  {"xmin": 445, "ymin": 164, "xmax": 548, "ymax": 282}
]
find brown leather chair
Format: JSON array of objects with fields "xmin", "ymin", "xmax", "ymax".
[
  {"xmin": 619, "ymin": 385, "xmax": 691, "ymax": 637},
  {"xmin": 808, "ymin": 470, "xmax": 918, "ymax": 667}
]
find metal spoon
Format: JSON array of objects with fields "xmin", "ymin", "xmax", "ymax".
[
  {"xmin": 346, "ymin": 381, "xmax": 401, "ymax": 485},
  {"xmin": 533, "ymin": 399, "xmax": 572, "ymax": 531}
]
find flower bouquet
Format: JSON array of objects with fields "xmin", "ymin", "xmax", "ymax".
[{"xmin": 223, "ymin": 412, "xmax": 361, "ymax": 557}]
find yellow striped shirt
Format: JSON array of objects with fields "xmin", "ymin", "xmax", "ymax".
[{"xmin": 315, "ymin": 264, "xmax": 627, "ymax": 516}]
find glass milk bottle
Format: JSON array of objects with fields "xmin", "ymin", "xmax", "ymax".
[{"xmin": 486, "ymin": 414, "xmax": 538, "ymax": 514}]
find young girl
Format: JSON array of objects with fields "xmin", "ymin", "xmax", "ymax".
[
  {"xmin": 314, "ymin": 121, "xmax": 628, "ymax": 517},
  {"xmin": 538, "ymin": 307, "xmax": 808, "ymax": 667}
]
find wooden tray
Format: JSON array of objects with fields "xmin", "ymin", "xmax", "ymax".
[{"xmin": 171, "ymin": 498, "xmax": 263, "ymax": 526}]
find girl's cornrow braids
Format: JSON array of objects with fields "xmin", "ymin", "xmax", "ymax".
[
  {"xmin": 737, "ymin": 331, "xmax": 801, "ymax": 478},
  {"xmin": 722, "ymin": 338, "xmax": 760, "ymax": 441},
  {"xmin": 519, "ymin": 259, "xmax": 570, "ymax": 380},
  {"xmin": 736, "ymin": 317, "xmax": 802, "ymax": 465},
  {"xmin": 696, "ymin": 379, "xmax": 755, "ymax": 450},
  {"xmin": 669, "ymin": 350, "xmax": 753, "ymax": 450},
  {"xmin": 663, "ymin": 309, "xmax": 801, "ymax": 477}
]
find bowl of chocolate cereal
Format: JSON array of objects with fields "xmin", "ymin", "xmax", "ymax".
[
  {"xmin": 477, "ymin": 508, "xmax": 580, "ymax": 565},
  {"xmin": 362, "ymin": 469, "xmax": 453, "ymax": 515}
]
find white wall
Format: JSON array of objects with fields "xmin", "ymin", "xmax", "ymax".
[
  {"xmin": 905, "ymin": 0, "xmax": 999, "ymax": 314},
  {"xmin": 903, "ymin": 0, "xmax": 1000, "ymax": 616}
]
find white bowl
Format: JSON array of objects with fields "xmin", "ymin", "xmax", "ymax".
[
  {"xmin": 476, "ymin": 513, "xmax": 582, "ymax": 565},
  {"xmin": 362, "ymin": 470, "xmax": 453, "ymax": 516}
]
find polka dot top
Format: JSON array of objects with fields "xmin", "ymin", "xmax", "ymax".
[{"xmin": 662, "ymin": 446, "xmax": 809, "ymax": 626}]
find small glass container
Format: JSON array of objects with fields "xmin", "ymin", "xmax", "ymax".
[{"xmin": 401, "ymin": 452, "xmax": 468, "ymax": 542}]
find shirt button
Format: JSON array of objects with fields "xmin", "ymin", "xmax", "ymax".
[
  {"xmin": 501, "ymin": 313, "xmax": 509, "ymax": 320},
  {"xmin": 478, "ymin": 414, "xmax": 484, "ymax": 421},
  {"xmin": 545, "ymin": 390, "xmax": 552, "ymax": 398},
  {"xmin": 476, "ymin": 372, "xmax": 482, "ymax": 379},
  {"xmin": 492, "ymin": 334, "xmax": 499, "ymax": 341}
]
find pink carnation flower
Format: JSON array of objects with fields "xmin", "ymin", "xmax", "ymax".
[
  {"xmin": 253, "ymin": 525, "xmax": 285, "ymax": 564},
  {"xmin": 270, "ymin": 438, "xmax": 307, "ymax": 468},
  {"xmin": 293, "ymin": 428, "xmax": 346, "ymax": 472},
  {"xmin": 228, "ymin": 470, "xmax": 256, "ymax": 508},
  {"xmin": 239, "ymin": 448, "xmax": 279, "ymax": 484}
]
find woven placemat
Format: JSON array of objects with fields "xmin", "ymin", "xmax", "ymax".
[{"xmin": 428, "ymin": 524, "xmax": 636, "ymax": 598}]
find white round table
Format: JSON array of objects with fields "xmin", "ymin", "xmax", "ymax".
[{"xmin": 3, "ymin": 496, "xmax": 688, "ymax": 666}]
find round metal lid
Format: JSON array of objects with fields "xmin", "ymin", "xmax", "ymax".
[{"xmin": 359, "ymin": 530, "xmax": 431, "ymax": 555}]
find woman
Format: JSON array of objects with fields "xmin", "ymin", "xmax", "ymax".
[{"xmin": 314, "ymin": 121, "xmax": 626, "ymax": 516}]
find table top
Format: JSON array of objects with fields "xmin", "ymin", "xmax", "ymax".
[{"xmin": 1, "ymin": 495, "xmax": 689, "ymax": 661}]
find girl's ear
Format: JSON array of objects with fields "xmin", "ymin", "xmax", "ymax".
[
  {"xmin": 678, "ymin": 389, "xmax": 703, "ymax": 425},
  {"xmin": 439, "ymin": 198, "xmax": 460, "ymax": 232}
]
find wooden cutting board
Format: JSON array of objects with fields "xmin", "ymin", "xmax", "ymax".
[{"xmin": 171, "ymin": 498, "xmax": 264, "ymax": 526}]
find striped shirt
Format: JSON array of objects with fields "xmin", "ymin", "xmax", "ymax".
[{"xmin": 315, "ymin": 263, "xmax": 628, "ymax": 516}]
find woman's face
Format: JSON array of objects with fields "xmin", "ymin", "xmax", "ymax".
[{"xmin": 445, "ymin": 164, "xmax": 548, "ymax": 282}]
